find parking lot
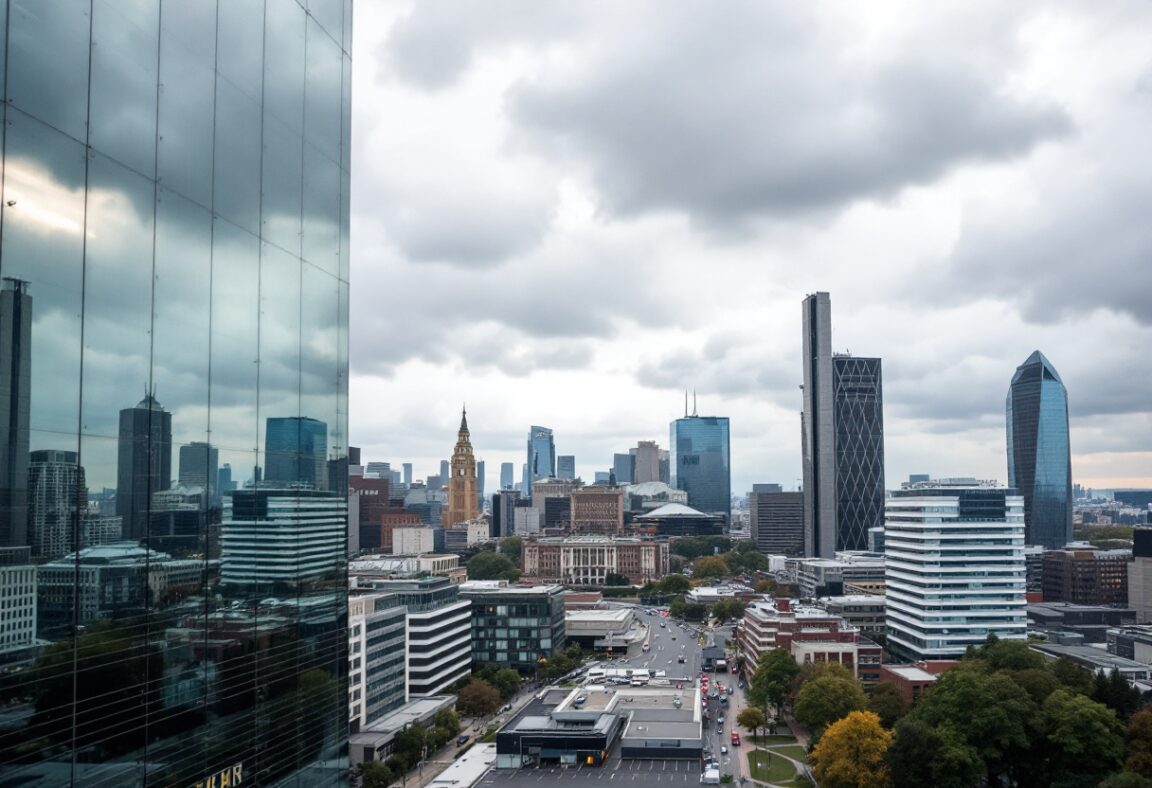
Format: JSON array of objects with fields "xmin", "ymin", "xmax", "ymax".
[{"xmin": 480, "ymin": 757, "xmax": 707, "ymax": 788}]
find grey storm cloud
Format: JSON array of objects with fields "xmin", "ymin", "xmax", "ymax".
[
  {"xmin": 634, "ymin": 334, "xmax": 797, "ymax": 402},
  {"xmin": 501, "ymin": 3, "xmax": 1071, "ymax": 227}
]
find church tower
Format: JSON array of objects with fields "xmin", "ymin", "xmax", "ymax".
[{"xmin": 445, "ymin": 407, "xmax": 480, "ymax": 527}]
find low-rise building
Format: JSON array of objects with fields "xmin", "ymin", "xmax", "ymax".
[
  {"xmin": 819, "ymin": 595, "xmax": 886, "ymax": 637},
  {"xmin": 565, "ymin": 609, "xmax": 643, "ymax": 653},
  {"xmin": 350, "ymin": 695, "xmax": 458, "ymax": 766},
  {"xmin": 795, "ymin": 553, "xmax": 885, "ymax": 598},
  {"xmin": 349, "ymin": 553, "xmax": 465, "ymax": 583},
  {"xmin": 1031, "ymin": 642, "xmax": 1151, "ymax": 680},
  {"xmin": 392, "ymin": 526, "xmax": 442, "ymax": 556},
  {"xmin": 1042, "ymin": 546, "xmax": 1129, "ymax": 606},
  {"xmin": 1028, "ymin": 601, "xmax": 1136, "ymax": 645},
  {"xmin": 1108, "ymin": 625, "xmax": 1152, "ymax": 664},
  {"xmin": 634, "ymin": 503, "xmax": 724, "ymax": 538},
  {"xmin": 570, "ymin": 486, "xmax": 625, "ymax": 535},
  {"xmin": 737, "ymin": 598, "xmax": 882, "ymax": 684},
  {"xmin": 459, "ymin": 581, "xmax": 567, "ymax": 672},
  {"xmin": 0, "ymin": 547, "xmax": 36, "ymax": 658},
  {"xmin": 521, "ymin": 536, "xmax": 669, "ymax": 586},
  {"xmin": 878, "ymin": 661, "xmax": 958, "ymax": 704}
]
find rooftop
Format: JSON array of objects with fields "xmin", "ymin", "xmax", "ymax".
[
  {"xmin": 566, "ymin": 609, "xmax": 633, "ymax": 623},
  {"xmin": 637, "ymin": 503, "xmax": 711, "ymax": 519},
  {"xmin": 428, "ymin": 743, "xmax": 495, "ymax": 788},
  {"xmin": 459, "ymin": 582, "xmax": 564, "ymax": 596}
]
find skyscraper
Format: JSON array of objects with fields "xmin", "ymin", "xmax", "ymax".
[
  {"xmin": 27, "ymin": 450, "xmax": 87, "ymax": 560},
  {"xmin": 444, "ymin": 408, "xmax": 480, "ymax": 527},
  {"xmin": 801, "ymin": 292, "xmax": 885, "ymax": 557},
  {"xmin": 440, "ymin": 459, "xmax": 450, "ymax": 483},
  {"xmin": 1007, "ymin": 351, "xmax": 1073, "ymax": 549},
  {"xmin": 501, "ymin": 462, "xmax": 515, "ymax": 490},
  {"xmin": 633, "ymin": 441, "xmax": 661, "ymax": 484},
  {"xmin": 526, "ymin": 425, "xmax": 556, "ymax": 493},
  {"xmin": 613, "ymin": 452, "xmax": 635, "ymax": 484},
  {"xmin": 749, "ymin": 489, "xmax": 804, "ymax": 556},
  {"xmin": 557, "ymin": 455, "xmax": 576, "ymax": 480},
  {"xmin": 403, "ymin": 462, "xmax": 414, "ymax": 486},
  {"xmin": 477, "ymin": 459, "xmax": 486, "ymax": 506},
  {"xmin": 0, "ymin": 2, "xmax": 351, "ymax": 782},
  {"xmin": 670, "ymin": 410, "xmax": 731, "ymax": 522},
  {"xmin": 116, "ymin": 392, "xmax": 173, "ymax": 541},
  {"xmin": 178, "ymin": 441, "xmax": 219, "ymax": 501},
  {"xmin": 265, "ymin": 416, "xmax": 328, "ymax": 490},
  {"xmin": 0, "ymin": 278, "xmax": 31, "ymax": 548}
]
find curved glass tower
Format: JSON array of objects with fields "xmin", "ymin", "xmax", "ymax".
[{"xmin": 1007, "ymin": 351, "xmax": 1072, "ymax": 549}]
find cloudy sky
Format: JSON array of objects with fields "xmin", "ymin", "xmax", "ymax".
[{"xmin": 347, "ymin": 1, "xmax": 1152, "ymax": 497}]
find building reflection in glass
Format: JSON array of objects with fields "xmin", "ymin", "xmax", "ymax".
[{"xmin": 0, "ymin": 1, "xmax": 352, "ymax": 785}]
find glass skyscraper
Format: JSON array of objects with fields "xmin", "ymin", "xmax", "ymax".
[
  {"xmin": 670, "ymin": 415, "xmax": 731, "ymax": 522},
  {"xmin": 801, "ymin": 292, "xmax": 886, "ymax": 556},
  {"xmin": 525, "ymin": 425, "xmax": 556, "ymax": 494},
  {"xmin": 1007, "ymin": 350, "xmax": 1073, "ymax": 549},
  {"xmin": 0, "ymin": 1, "xmax": 352, "ymax": 785}
]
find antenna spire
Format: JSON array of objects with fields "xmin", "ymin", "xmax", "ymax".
[
  {"xmin": 692, "ymin": 390, "xmax": 697, "ymax": 417},
  {"xmin": 684, "ymin": 390, "xmax": 688, "ymax": 418}
]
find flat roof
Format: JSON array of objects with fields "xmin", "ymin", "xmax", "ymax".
[
  {"xmin": 883, "ymin": 665, "xmax": 938, "ymax": 682},
  {"xmin": 566, "ymin": 609, "xmax": 633, "ymax": 622},
  {"xmin": 429, "ymin": 743, "xmax": 496, "ymax": 788},
  {"xmin": 459, "ymin": 582, "xmax": 564, "ymax": 596},
  {"xmin": 1031, "ymin": 644, "xmax": 1150, "ymax": 672}
]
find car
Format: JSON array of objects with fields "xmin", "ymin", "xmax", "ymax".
[
  {"xmin": 718, "ymin": 715, "xmax": 725, "ymax": 723},
  {"xmin": 500, "ymin": 703, "xmax": 512, "ymax": 713},
  {"xmin": 457, "ymin": 734, "xmax": 471, "ymax": 746},
  {"xmin": 720, "ymin": 746, "xmax": 728, "ymax": 754},
  {"xmin": 678, "ymin": 656, "xmax": 686, "ymax": 663},
  {"xmin": 573, "ymin": 696, "xmax": 587, "ymax": 706},
  {"xmin": 731, "ymin": 733, "xmax": 740, "ymax": 746}
]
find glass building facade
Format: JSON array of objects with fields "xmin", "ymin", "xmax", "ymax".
[
  {"xmin": 1007, "ymin": 350, "xmax": 1073, "ymax": 549},
  {"xmin": 831, "ymin": 355, "xmax": 885, "ymax": 552},
  {"xmin": 669, "ymin": 416, "xmax": 731, "ymax": 522},
  {"xmin": 524, "ymin": 425, "xmax": 555, "ymax": 495},
  {"xmin": 0, "ymin": 1, "xmax": 352, "ymax": 785}
]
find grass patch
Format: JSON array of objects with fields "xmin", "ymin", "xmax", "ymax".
[
  {"xmin": 747, "ymin": 749, "xmax": 799, "ymax": 784},
  {"xmin": 751, "ymin": 734, "xmax": 796, "ymax": 745},
  {"xmin": 768, "ymin": 745, "xmax": 807, "ymax": 764},
  {"xmin": 478, "ymin": 725, "xmax": 498, "ymax": 743}
]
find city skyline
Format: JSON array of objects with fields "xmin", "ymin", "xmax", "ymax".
[{"xmin": 348, "ymin": 4, "xmax": 1152, "ymax": 497}]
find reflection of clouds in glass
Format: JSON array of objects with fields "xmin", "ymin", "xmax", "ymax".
[{"xmin": 4, "ymin": 159, "xmax": 86, "ymax": 237}]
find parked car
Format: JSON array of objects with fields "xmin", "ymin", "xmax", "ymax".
[{"xmin": 457, "ymin": 734, "xmax": 471, "ymax": 746}]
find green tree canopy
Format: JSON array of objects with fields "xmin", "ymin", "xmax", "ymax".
[
  {"xmin": 657, "ymin": 574, "xmax": 691, "ymax": 595},
  {"xmin": 794, "ymin": 674, "xmax": 867, "ymax": 733},
  {"xmin": 1051, "ymin": 656, "xmax": 1094, "ymax": 696},
  {"xmin": 1127, "ymin": 707, "xmax": 1152, "ymax": 777},
  {"xmin": 748, "ymin": 648, "xmax": 800, "ymax": 714},
  {"xmin": 736, "ymin": 706, "xmax": 767, "ymax": 739},
  {"xmin": 604, "ymin": 572, "xmax": 631, "ymax": 586},
  {"xmin": 867, "ymin": 682, "xmax": 910, "ymax": 729},
  {"xmin": 710, "ymin": 598, "xmax": 746, "ymax": 623},
  {"xmin": 457, "ymin": 679, "xmax": 501, "ymax": 717},
  {"xmin": 467, "ymin": 551, "xmax": 520, "ymax": 581},
  {"xmin": 356, "ymin": 759, "xmax": 394, "ymax": 788},
  {"xmin": 1041, "ymin": 687, "xmax": 1125, "ymax": 782},
  {"xmin": 490, "ymin": 669, "xmax": 522, "ymax": 701},
  {"xmin": 692, "ymin": 555, "xmax": 730, "ymax": 579},
  {"xmin": 670, "ymin": 536, "xmax": 731, "ymax": 560},
  {"xmin": 499, "ymin": 536, "xmax": 522, "ymax": 563},
  {"xmin": 809, "ymin": 711, "xmax": 892, "ymax": 788},
  {"xmin": 888, "ymin": 717, "xmax": 983, "ymax": 788}
]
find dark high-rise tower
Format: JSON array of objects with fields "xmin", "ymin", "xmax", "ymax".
[
  {"xmin": 0, "ymin": 278, "xmax": 31, "ymax": 547},
  {"xmin": 28, "ymin": 450, "xmax": 87, "ymax": 560},
  {"xmin": 265, "ymin": 416, "xmax": 328, "ymax": 490},
  {"xmin": 670, "ymin": 410, "xmax": 731, "ymax": 522},
  {"xmin": 526, "ymin": 425, "xmax": 556, "ymax": 495},
  {"xmin": 1007, "ymin": 351, "xmax": 1072, "ymax": 548},
  {"xmin": 178, "ymin": 441, "xmax": 219, "ymax": 501},
  {"xmin": 116, "ymin": 392, "xmax": 173, "ymax": 541},
  {"xmin": 801, "ymin": 292, "xmax": 886, "ymax": 556}
]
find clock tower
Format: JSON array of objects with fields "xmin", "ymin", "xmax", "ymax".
[{"xmin": 445, "ymin": 407, "xmax": 481, "ymax": 527}]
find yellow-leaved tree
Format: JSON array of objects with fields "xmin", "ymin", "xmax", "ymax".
[{"xmin": 809, "ymin": 710, "xmax": 892, "ymax": 788}]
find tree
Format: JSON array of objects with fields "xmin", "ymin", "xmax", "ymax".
[
  {"xmin": 670, "ymin": 536, "xmax": 731, "ymax": 560},
  {"xmin": 604, "ymin": 573, "xmax": 631, "ymax": 586},
  {"xmin": 753, "ymin": 579, "xmax": 777, "ymax": 595},
  {"xmin": 794, "ymin": 674, "xmax": 867, "ymax": 733},
  {"xmin": 1101, "ymin": 774, "xmax": 1152, "ymax": 788},
  {"xmin": 867, "ymin": 683, "xmax": 909, "ymax": 729},
  {"xmin": 499, "ymin": 536, "xmax": 522, "ymax": 564},
  {"xmin": 1127, "ymin": 707, "xmax": 1152, "ymax": 777},
  {"xmin": 1041, "ymin": 688, "xmax": 1125, "ymax": 783},
  {"xmin": 491, "ymin": 669, "xmax": 522, "ymax": 701},
  {"xmin": 1096, "ymin": 668, "xmax": 1144, "ymax": 722},
  {"xmin": 457, "ymin": 679, "xmax": 501, "ymax": 717},
  {"xmin": 711, "ymin": 598, "xmax": 746, "ymax": 623},
  {"xmin": 888, "ymin": 717, "xmax": 983, "ymax": 788},
  {"xmin": 748, "ymin": 649, "xmax": 800, "ymax": 715},
  {"xmin": 693, "ymin": 555, "xmax": 729, "ymax": 579},
  {"xmin": 737, "ymin": 707, "xmax": 767, "ymax": 741},
  {"xmin": 973, "ymin": 637, "xmax": 1046, "ymax": 672},
  {"xmin": 1052, "ymin": 656, "xmax": 1094, "ymax": 696},
  {"xmin": 356, "ymin": 760, "xmax": 394, "ymax": 788},
  {"xmin": 433, "ymin": 709, "xmax": 462, "ymax": 737},
  {"xmin": 1010, "ymin": 668, "xmax": 1061, "ymax": 705},
  {"xmin": 809, "ymin": 711, "xmax": 891, "ymax": 788},
  {"xmin": 467, "ymin": 551, "xmax": 519, "ymax": 581},
  {"xmin": 658, "ymin": 574, "xmax": 691, "ymax": 595}
]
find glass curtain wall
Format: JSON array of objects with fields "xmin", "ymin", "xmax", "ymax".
[{"xmin": 0, "ymin": 0, "xmax": 352, "ymax": 785}]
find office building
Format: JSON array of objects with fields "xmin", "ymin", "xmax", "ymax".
[
  {"xmin": 501, "ymin": 462, "xmax": 515, "ymax": 490},
  {"xmin": 1116, "ymin": 490, "xmax": 1152, "ymax": 509},
  {"xmin": 444, "ymin": 408, "xmax": 481, "ymax": 527},
  {"xmin": 525, "ymin": 426, "xmax": 556, "ymax": 494},
  {"xmin": 178, "ymin": 441, "xmax": 219, "ymax": 503},
  {"xmin": 0, "ymin": 3, "xmax": 351, "ymax": 780},
  {"xmin": 492, "ymin": 489, "xmax": 522, "ymax": 538},
  {"xmin": 522, "ymin": 536, "xmax": 670, "ymax": 585},
  {"xmin": 27, "ymin": 450, "xmax": 87, "ymax": 560},
  {"xmin": 570, "ymin": 485, "xmax": 625, "ymax": 534},
  {"xmin": 402, "ymin": 463, "xmax": 413, "ymax": 486},
  {"xmin": 220, "ymin": 489, "xmax": 346, "ymax": 589},
  {"xmin": 0, "ymin": 278, "xmax": 31, "ymax": 548},
  {"xmin": 749, "ymin": 489, "xmax": 804, "ymax": 556},
  {"xmin": 149, "ymin": 484, "xmax": 209, "ymax": 557},
  {"xmin": 116, "ymin": 392, "xmax": 174, "ymax": 541},
  {"xmin": 884, "ymin": 480, "xmax": 1027, "ymax": 662},
  {"xmin": 669, "ymin": 410, "xmax": 731, "ymax": 522},
  {"xmin": 557, "ymin": 455, "xmax": 576, "ymax": 481},
  {"xmin": 1042, "ymin": 546, "xmax": 1128, "ymax": 606},
  {"xmin": 477, "ymin": 459, "xmax": 486, "ymax": 507},
  {"xmin": 265, "ymin": 416, "xmax": 329, "ymax": 491},
  {"xmin": 349, "ymin": 475, "xmax": 393, "ymax": 551},
  {"xmin": 1130, "ymin": 529, "xmax": 1152, "ymax": 622},
  {"xmin": 632, "ymin": 441, "xmax": 661, "ymax": 484},
  {"xmin": 218, "ymin": 463, "xmax": 235, "ymax": 495},
  {"xmin": 1028, "ymin": 601, "xmax": 1135, "ymax": 644},
  {"xmin": 0, "ymin": 547, "xmax": 36, "ymax": 656},
  {"xmin": 391, "ymin": 526, "xmax": 441, "ymax": 556},
  {"xmin": 1007, "ymin": 351, "xmax": 1073, "ymax": 548},
  {"xmin": 439, "ymin": 459, "xmax": 450, "ymax": 484},
  {"xmin": 612, "ymin": 452, "xmax": 635, "ymax": 485},
  {"xmin": 801, "ymin": 292, "xmax": 886, "ymax": 557},
  {"xmin": 795, "ymin": 553, "xmax": 886, "ymax": 597},
  {"xmin": 459, "ymin": 582, "xmax": 568, "ymax": 672},
  {"xmin": 348, "ymin": 592, "xmax": 407, "ymax": 732},
  {"xmin": 358, "ymin": 577, "xmax": 472, "ymax": 695},
  {"xmin": 365, "ymin": 461, "xmax": 390, "ymax": 478}
]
